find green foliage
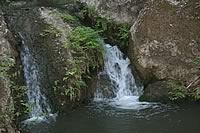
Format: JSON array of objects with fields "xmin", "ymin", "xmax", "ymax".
[
  {"xmin": 70, "ymin": 27, "xmax": 101, "ymax": 48},
  {"xmin": 189, "ymin": 89, "xmax": 200, "ymax": 101},
  {"xmin": 8, "ymin": 64, "xmax": 29, "ymax": 120},
  {"xmin": 95, "ymin": 17, "xmax": 109, "ymax": 34},
  {"xmin": 53, "ymin": 60, "xmax": 87, "ymax": 101},
  {"xmin": 0, "ymin": 54, "xmax": 16, "ymax": 129},
  {"xmin": 12, "ymin": 84, "xmax": 29, "ymax": 118},
  {"xmin": 69, "ymin": 26, "xmax": 103, "ymax": 65},
  {"xmin": 61, "ymin": 13, "xmax": 76, "ymax": 23},
  {"xmin": 67, "ymin": 26, "xmax": 103, "ymax": 99},
  {"xmin": 54, "ymin": 26, "xmax": 103, "ymax": 102},
  {"xmin": 168, "ymin": 82, "xmax": 187, "ymax": 101},
  {"xmin": 0, "ymin": 54, "xmax": 15, "ymax": 77},
  {"xmin": 118, "ymin": 24, "xmax": 130, "ymax": 42},
  {"xmin": 0, "ymin": 84, "xmax": 28, "ymax": 130},
  {"xmin": 80, "ymin": 6, "xmax": 130, "ymax": 50}
]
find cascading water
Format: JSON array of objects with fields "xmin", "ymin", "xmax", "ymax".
[
  {"xmin": 95, "ymin": 44, "xmax": 152, "ymax": 110},
  {"xmin": 20, "ymin": 37, "xmax": 52, "ymax": 122}
]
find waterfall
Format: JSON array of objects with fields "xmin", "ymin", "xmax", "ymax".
[
  {"xmin": 20, "ymin": 38, "xmax": 51, "ymax": 121},
  {"xmin": 95, "ymin": 44, "xmax": 152, "ymax": 110}
]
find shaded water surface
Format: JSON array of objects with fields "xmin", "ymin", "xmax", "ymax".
[{"xmin": 27, "ymin": 102, "xmax": 200, "ymax": 133}]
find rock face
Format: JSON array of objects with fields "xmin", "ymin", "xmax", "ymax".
[
  {"xmin": 5, "ymin": 7, "xmax": 99, "ymax": 111},
  {"xmin": 80, "ymin": 0, "xmax": 147, "ymax": 23},
  {"xmin": 0, "ymin": 10, "xmax": 16, "ymax": 133},
  {"xmin": 128, "ymin": 0, "xmax": 200, "ymax": 100}
]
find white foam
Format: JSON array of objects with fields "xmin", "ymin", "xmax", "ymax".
[
  {"xmin": 95, "ymin": 44, "xmax": 143, "ymax": 99},
  {"xmin": 95, "ymin": 44, "xmax": 156, "ymax": 110},
  {"xmin": 22, "ymin": 113, "xmax": 57, "ymax": 126},
  {"xmin": 110, "ymin": 96, "xmax": 154, "ymax": 110}
]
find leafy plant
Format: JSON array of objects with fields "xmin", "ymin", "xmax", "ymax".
[
  {"xmin": 168, "ymin": 82, "xmax": 187, "ymax": 101},
  {"xmin": 0, "ymin": 31, "xmax": 29, "ymax": 130},
  {"xmin": 118, "ymin": 24, "xmax": 130, "ymax": 42},
  {"xmin": 80, "ymin": 5, "xmax": 130, "ymax": 50},
  {"xmin": 54, "ymin": 26, "xmax": 103, "ymax": 102},
  {"xmin": 8, "ymin": 63, "xmax": 29, "ymax": 121},
  {"xmin": 12, "ymin": 85, "xmax": 29, "ymax": 118},
  {"xmin": 188, "ymin": 89, "xmax": 200, "ymax": 101},
  {"xmin": 70, "ymin": 27, "xmax": 99, "ymax": 46}
]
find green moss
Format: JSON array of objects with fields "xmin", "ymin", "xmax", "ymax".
[
  {"xmin": 39, "ymin": 26, "xmax": 61, "ymax": 38},
  {"xmin": 54, "ymin": 9, "xmax": 80, "ymax": 27}
]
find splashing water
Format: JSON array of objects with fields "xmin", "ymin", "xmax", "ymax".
[{"xmin": 95, "ymin": 44, "xmax": 154, "ymax": 110}]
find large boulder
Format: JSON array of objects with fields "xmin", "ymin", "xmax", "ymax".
[
  {"xmin": 80, "ymin": 0, "xmax": 147, "ymax": 23},
  {"xmin": 128, "ymin": 0, "xmax": 200, "ymax": 101}
]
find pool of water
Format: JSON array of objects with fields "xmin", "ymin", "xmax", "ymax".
[{"xmin": 23, "ymin": 102, "xmax": 200, "ymax": 133}]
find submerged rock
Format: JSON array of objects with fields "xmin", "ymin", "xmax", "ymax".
[{"xmin": 128, "ymin": 0, "xmax": 200, "ymax": 101}]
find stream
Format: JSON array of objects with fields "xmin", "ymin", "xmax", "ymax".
[
  {"xmin": 21, "ymin": 44, "xmax": 200, "ymax": 133},
  {"xmin": 24, "ymin": 102, "xmax": 200, "ymax": 133}
]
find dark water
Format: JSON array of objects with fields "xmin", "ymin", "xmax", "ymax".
[{"xmin": 25, "ymin": 102, "xmax": 200, "ymax": 133}]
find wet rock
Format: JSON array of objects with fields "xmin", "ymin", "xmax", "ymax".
[
  {"xmin": 96, "ymin": 73, "xmax": 116, "ymax": 98},
  {"xmin": 128, "ymin": 0, "xmax": 200, "ymax": 101}
]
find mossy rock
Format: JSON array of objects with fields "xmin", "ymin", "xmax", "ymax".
[{"xmin": 140, "ymin": 80, "xmax": 188, "ymax": 103}]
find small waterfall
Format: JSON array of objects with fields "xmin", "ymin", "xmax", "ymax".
[
  {"xmin": 95, "ymin": 44, "xmax": 152, "ymax": 110},
  {"xmin": 20, "ymin": 38, "xmax": 51, "ymax": 120}
]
